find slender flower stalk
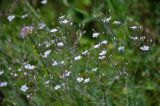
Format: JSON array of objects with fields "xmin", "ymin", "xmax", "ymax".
[{"xmin": 29, "ymin": 35, "xmax": 49, "ymax": 76}]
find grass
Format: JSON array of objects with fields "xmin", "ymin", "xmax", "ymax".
[{"xmin": 0, "ymin": 0, "xmax": 160, "ymax": 106}]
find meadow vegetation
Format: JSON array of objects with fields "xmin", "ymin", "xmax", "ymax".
[{"xmin": 0, "ymin": 0, "xmax": 160, "ymax": 106}]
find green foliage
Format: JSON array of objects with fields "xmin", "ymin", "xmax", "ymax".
[{"xmin": 0, "ymin": 0, "xmax": 160, "ymax": 106}]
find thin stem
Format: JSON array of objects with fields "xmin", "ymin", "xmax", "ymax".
[
  {"xmin": 132, "ymin": 55, "xmax": 140, "ymax": 106},
  {"xmin": 29, "ymin": 35, "xmax": 49, "ymax": 76}
]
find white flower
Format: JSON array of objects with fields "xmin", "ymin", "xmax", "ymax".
[
  {"xmin": 18, "ymin": 68, "xmax": 22, "ymax": 72},
  {"xmin": 102, "ymin": 16, "xmax": 111, "ymax": 23},
  {"xmin": 84, "ymin": 78, "xmax": 90, "ymax": 83},
  {"xmin": 99, "ymin": 50, "xmax": 107, "ymax": 56},
  {"xmin": 59, "ymin": 15, "xmax": 65, "ymax": 19},
  {"xmin": 140, "ymin": 36, "xmax": 145, "ymax": 41},
  {"xmin": 60, "ymin": 20, "xmax": 69, "ymax": 24},
  {"xmin": 41, "ymin": 0, "xmax": 47, "ymax": 4},
  {"xmin": 0, "ymin": 70, "xmax": 4, "ymax": 76},
  {"xmin": 57, "ymin": 42, "xmax": 64, "ymax": 47},
  {"xmin": 92, "ymin": 32, "xmax": 99, "ymax": 38},
  {"xmin": 60, "ymin": 61, "xmax": 65, "ymax": 64},
  {"xmin": 24, "ymin": 64, "xmax": 35, "ymax": 70},
  {"xmin": 44, "ymin": 80, "xmax": 50, "ymax": 85},
  {"xmin": 130, "ymin": 26, "xmax": 138, "ymax": 30},
  {"xmin": 7, "ymin": 15, "xmax": 15, "ymax": 22},
  {"xmin": 130, "ymin": 36, "xmax": 138, "ymax": 41},
  {"xmin": 101, "ymin": 40, "xmax": 108, "ymax": 45},
  {"xmin": 118, "ymin": 46, "xmax": 125, "ymax": 52},
  {"xmin": 52, "ymin": 61, "xmax": 58, "ymax": 66},
  {"xmin": 54, "ymin": 85, "xmax": 61, "ymax": 90},
  {"xmin": 50, "ymin": 28, "xmax": 58, "ymax": 33},
  {"xmin": 43, "ymin": 50, "xmax": 51, "ymax": 58},
  {"xmin": 130, "ymin": 26, "xmax": 142, "ymax": 30},
  {"xmin": 20, "ymin": 84, "xmax": 28, "ymax": 92},
  {"xmin": 82, "ymin": 50, "xmax": 88, "ymax": 55},
  {"xmin": 21, "ymin": 14, "xmax": 28, "ymax": 19},
  {"xmin": 61, "ymin": 71, "xmax": 71, "ymax": 78},
  {"xmin": 140, "ymin": 46, "xmax": 149, "ymax": 51},
  {"xmin": 27, "ymin": 95, "xmax": 30, "ymax": 98},
  {"xmin": 44, "ymin": 41, "xmax": 51, "ymax": 48},
  {"xmin": 65, "ymin": 71, "xmax": 71, "ymax": 77},
  {"xmin": 0, "ymin": 82, "xmax": 7, "ymax": 87},
  {"xmin": 76, "ymin": 77, "xmax": 84, "ymax": 82},
  {"xmin": 14, "ymin": 73, "xmax": 18, "ymax": 77},
  {"xmin": 24, "ymin": 72, "xmax": 27, "ymax": 76},
  {"xmin": 92, "ymin": 68, "xmax": 98, "ymax": 72},
  {"xmin": 39, "ymin": 22, "xmax": 46, "ymax": 29},
  {"xmin": 113, "ymin": 21, "xmax": 121, "ymax": 25},
  {"xmin": 99, "ymin": 56, "xmax": 105, "ymax": 60},
  {"xmin": 94, "ymin": 44, "xmax": 100, "ymax": 48},
  {"xmin": 74, "ymin": 55, "xmax": 82, "ymax": 60}
]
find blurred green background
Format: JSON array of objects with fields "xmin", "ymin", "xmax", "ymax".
[
  {"xmin": 0, "ymin": 0, "xmax": 160, "ymax": 41},
  {"xmin": 0, "ymin": 0, "xmax": 160, "ymax": 106}
]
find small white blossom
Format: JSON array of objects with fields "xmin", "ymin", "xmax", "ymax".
[
  {"xmin": 60, "ymin": 61, "xmax": 65, "ymax": 64},
  {"xmin": 39, "ymin": 22, "xmax": 46, "ymax": 29},
  {"xmin": 44, "ymin": 41, "xmax": 51, "ymax": 48},
  {"xmin": 130, "ymin": 36, "xmax": 139, "ymax": 41},
  {"xmin": 140, "ymin": 36, "xmax": 145, "ymax": 41},
  {"xmin": 57, "ymin": 42, "xmax": 64, "ymax": 47},
  {"xmin": 113, "ymin": 21, "xmax": 121, "ymax": 25},
  {"xmin": 65, "ymin": 71, "xmax": 71, "ymax": 77},
  {"xmin": 0, "ymin": 70, "xmax": 4, "ymax": 76},
  {"xmin": 24, "ymin": 64, "xmax": 35, "ymax": 70},
  {"xmin": 130, "ymin": 26, "xmax": 142, "ymax": 30},
  {"xmin": 92, "ymin": 68, "xmax": 98, "ymax": 72},
  {"xmin": 27, "ymin": 95, "xmax": 30, "ymax": 98},
  {"xmin": 20, "ymin": 84, "xmax": 28, "ymax": 92},
  {"xmin": 84, "ymin": 78, "xmax": 90, "ymax": 83},
  {"xmin": 76, "ymin": 77, "xmax": 84, "ymax": 82},
  {"xmin": 43, "ymin": 50, "xmax": 51, "ymax": 58},
  {"xmin": 7, "ymin": 15, "xmax": 15, "ymax": 22},
  {"xmin": 13, "ymin": 73, "xmax": 18, "ymax": 77},
  {"xmin": 54, "ymin": 85, "xmax": 61, "ymax": 90},
  {"xmin": 60, "ymin": 20, "xmax": 69, "ymax": 24},
  {"xmin": 92, "ymin": 32, "xmax": 99, "ymax": 38},
  {"xmin": 9, "ymin": 67, "xmax": 11, "ymax": 70},
  {"xmin": 24, "ymin": 72, "xmax": 27, "ymax": 76},
  {"xmin": 41, "ymin": 0, "xmax": 47, "ymax": 4},
  {"xmin": 102, "ymin": 16, "xmax": 111, "ymax": 23},
  {"xmin": 130, "ymin": 26, "xmax": 138, "ymax": 30},
  {"xmin": 99, "ymin": 56, "xmax": 105, "ymax": 60},
  {"xmin": 0, "ymin": 82, "xmax": 7, "ymax": 87},
  {"xmin": 61, "ymin": 71, "xmax": 71, "ymax": 78},
  {"xmin": 21, "ymin": 14, "xmax": 28, "ymax": 19},
  {"xmin": 59, "ymin": 60, "xmax": 65, "ymax": 64},
  {"xmin": 50, "ymin": 28, "xmax": 58, "ymax": 33},
  {"xmin": 82, "ymin": 50, "xmax": 88, "ymax": 55},
  {"xmin": 74, "ymin": 55, "xmax": 82, "ymax": 60},
  {"xmin": 94, "ymin": 44, "xmax": 100, "ymax": 48},
  {"xmin": 99, "ymin": 50, "xmax": 107, "ymax": 56},
  {"xmin": 118, "ymin": 46, "xmax": 125, "ymax": 52},
  {"xmin": 101, "ymin": 40, "xmax": 108, "ymax": 45},
  {"xmin": 18, "ymin": 68, "xmax": 22, "ymax": 72},
  {"xmin": 52, "ymin": 61, "xmax": 58, "ymax": 66},
  {"xmin": 140, "ymin": 46, "xmax": 149, "ymax": 51},
  {"xmin": 59, "ymin": 15, "xmax": 65, "ymax": 19},
  {"xmin": 114, "ymin": 76, "xmax": 120, "ymax": 80},
  {"xmin": 44, "ymin": 80, "xmax": 50, "ymax": 85}
]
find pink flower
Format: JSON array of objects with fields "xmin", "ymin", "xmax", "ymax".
[{"xmin": 20, "ymin": 26, "xmax": 33, "ymax": 39}]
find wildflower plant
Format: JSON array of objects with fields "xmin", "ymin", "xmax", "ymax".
[{"xmin": 0, "ymin": 1, "xmax": 159, "ymax": 106}]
